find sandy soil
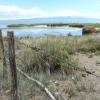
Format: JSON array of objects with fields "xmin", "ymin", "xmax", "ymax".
[
  {"xmin": 75, "ymin": 53, "xmax": 100, "ymax": 85},
  {"xmin": 47, "ymin": 53, "xmax": 100, "ymax": 100},
  {"xmin": 1, "ymin": 53, "xmax": 100, "ymax": 100}
]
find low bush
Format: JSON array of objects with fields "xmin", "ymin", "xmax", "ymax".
[{"xmin": 16, "ymin": 35, "xmax": 100, "ymax": 75}]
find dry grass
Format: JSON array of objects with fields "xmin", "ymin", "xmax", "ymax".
[{"xmin": 1, "ymin": 34, "xmax": 100, "ymax": 100}]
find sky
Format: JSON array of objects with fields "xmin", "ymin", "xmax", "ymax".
[{"xmin": 0, "ymin": 0, "xmax": 100, "ymax": 20}]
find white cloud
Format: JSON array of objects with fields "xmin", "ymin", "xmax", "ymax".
[
  {"xmin": 0, "ymin": 5, "xmax": 100, "ymax": 20},
  {"xmin": 0, "ymin": 5, "xmax": 49, "ymax": 20},
  {"xmin": 51, "ymin": 9, "xmax": 100, "ymax": 19}
]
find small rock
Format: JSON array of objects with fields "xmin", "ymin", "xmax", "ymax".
[
  {"xmin": 5, "ymin": 90, "xmax": 10, "ymax": 95},
  {"xmin": 88, "ymin": 54, "xmax": 93, "ymax": 58},
  {"xmin": 96, "ymin": 61, "xmax": 100, "ymax": 66},
  {"xmin": 55, "ymin": 92, "xmax": 59, "ymax": 95},
  {"xmin": 54, "ymin": 81, "xmax": 59, "ymax": 86},
  {"xmin": 72, "ymin": 77, "xmax": 75, "ymax": 80},
  {"xmin": 92, "ymin": 71, "xmax": 95, "ymax": 73},
  {"xmin": 82, "ymin": 74, "xmax": 86, "ymax": 77}
]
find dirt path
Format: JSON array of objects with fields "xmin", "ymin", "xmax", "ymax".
[
  {"xmin": 76, "ymin": 53, "xmax": 100, "ymax": 74},
  {"xmin": 48, "ymin": 53, "xmax": 100, "ymax": 100},
  {"xmin": 75, "ymin": 53, "xmax": 100, "ymax": 83}
]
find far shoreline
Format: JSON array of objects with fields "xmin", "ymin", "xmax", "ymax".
[{"xmin": 7, "ymin": 23, "xmax": 100, "ymax": 28}]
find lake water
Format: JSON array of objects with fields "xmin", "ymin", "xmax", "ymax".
[{"xmin": 1, "ymin": 26, "xmax": 82, "ymax": 37}]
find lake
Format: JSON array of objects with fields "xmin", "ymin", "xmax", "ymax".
[{"xmin": 1, "ymin": 26, "xmax": 82, "ymax": 37}]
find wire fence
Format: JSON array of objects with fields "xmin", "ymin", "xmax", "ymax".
[
  {"xmin": 0, "ymin": 30, "xmax": 57, "ymax": 100},
  {"xmin": 1, "ymin": 29, "xmax": 100, "ymax": 100}
]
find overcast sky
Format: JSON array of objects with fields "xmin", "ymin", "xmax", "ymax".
[{"xmin": 0, "ymin": 0, "xmax": 100, "ymax": 20}]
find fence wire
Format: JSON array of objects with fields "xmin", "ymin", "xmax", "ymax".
[{"xmin": 0, "ymin": 36, "xmax": 57, "ymax": 100}]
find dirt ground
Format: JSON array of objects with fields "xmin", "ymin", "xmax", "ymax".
[
  {"xmin": 75, "ymin": 53, "xmax": 100, "ymax": 85},
  {"xmin": 73, "ymin": 53, "xmax": 100, "ymax": 100},
  {"xmin": 47, "ymin": 53, "xmax": 100, "ymax": 100},
  {"xmin": 1, "ymin": 53, "xmax": 100, "ymax": 100}
]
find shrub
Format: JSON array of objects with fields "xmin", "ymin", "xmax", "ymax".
[{"xmin": 18, "ymin": 37, "xmax": 79, "ymax": 75}]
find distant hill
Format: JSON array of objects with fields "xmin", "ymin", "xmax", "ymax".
[{"xmin": 0, "ymin": 17, "xmax": 100, "ymax": 28}]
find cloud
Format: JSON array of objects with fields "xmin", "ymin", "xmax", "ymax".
[
  {"xmin": 0, "ymin": 5, "xmax": 100, "ymax": 20},
  {"xmin": 0, "ymin": 5, "xmax": 49, "ymax": 20},
  {"xmin": 51, "ymin": 9, "xmax": 100, "ymax": 19},
  {"xmin": 51, "ymin": 9, "xmax": 84, "ymax": 17}
]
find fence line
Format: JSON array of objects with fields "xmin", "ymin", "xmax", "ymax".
[
  {"xmin": 15, "ymin": 39, "xmax": 60, "ymax": 63},
  {"xmin": 17, "ymin": 67, "xmax": 56, "ymax": 100},
  {"xmin": 6, "ymin": 56, "xmax": 56, "ymax": 100},
  {"xmin": 15, "ymin": 39, "xmax": 44, "ymax": 52},
  {"xmin": 0, "ymin": 30, "xmax": 56, "ymax": 100},
  {"xmin": 7, "ymin": 31, "xmax": 18, "ymax": 100},
  {"xmin": 0, "ymin": 30, "xmax": 7, "ymax": 84}
]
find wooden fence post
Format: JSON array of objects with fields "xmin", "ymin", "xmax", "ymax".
[
  {"xmin": 0, "ymin": 30, "xmax": 7, "ymax": 80},
  {"xmin": 7, "ymin": 31, "xmax": 18, "ymax": 100}
]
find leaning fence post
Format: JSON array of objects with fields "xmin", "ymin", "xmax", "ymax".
[
  {"xmin": 7, "ymin": 31, "xmax": 18, "ymax": 100},
  {"xmin": 0, "ymin": 30, "xmax": 7, "ymax": 81}
]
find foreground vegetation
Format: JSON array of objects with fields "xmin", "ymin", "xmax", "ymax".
[{"xmin": 0, "ymin": 34, "xmax": 100, "ymax": 100}]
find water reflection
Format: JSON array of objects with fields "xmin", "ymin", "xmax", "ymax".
[{"xmin": 2, "ymin": 27, "xmax": 82, "ymax": 37}]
